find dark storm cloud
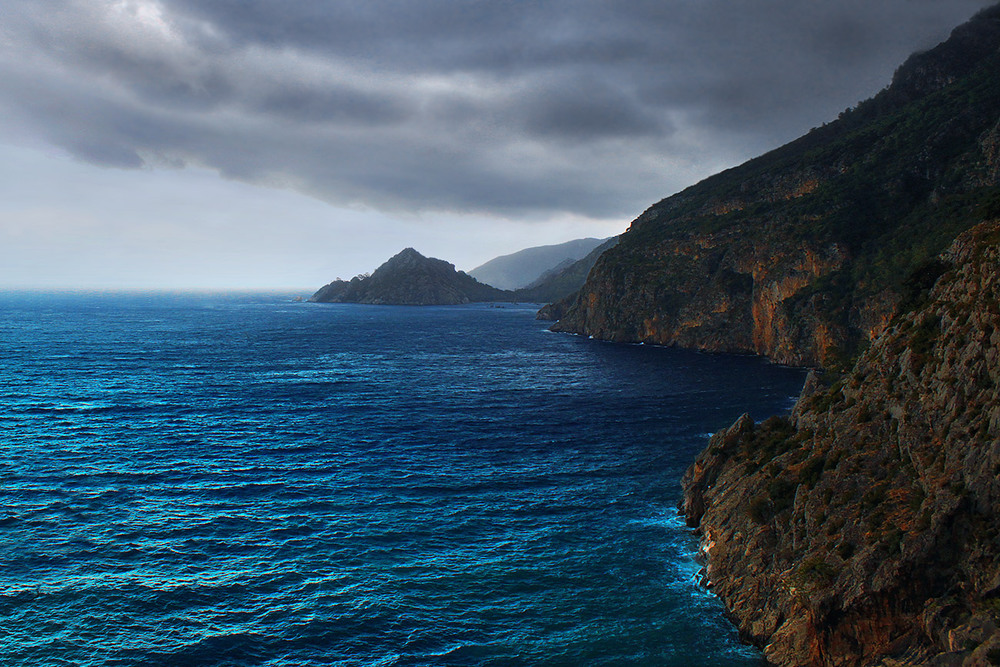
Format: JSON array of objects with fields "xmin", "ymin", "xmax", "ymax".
[{"xmin": 0, "ymin": 0, "xmax": 996, "ymax": 218}]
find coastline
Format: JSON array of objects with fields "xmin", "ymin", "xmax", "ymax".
[{"xmin": 679, "ymin": 221, "xmax": 1000, "ymax": 666}]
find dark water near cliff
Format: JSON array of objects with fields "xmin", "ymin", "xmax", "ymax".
[{"xmin": 0, "ymin": 292, "xmax": 806, "ymax": 666}]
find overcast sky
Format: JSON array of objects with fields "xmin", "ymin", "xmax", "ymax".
[{"xmin": 0, "ymin": 0, "xmax": 995, "ymax": 289}]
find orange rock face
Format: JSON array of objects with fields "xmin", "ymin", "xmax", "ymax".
[
  {"xmin": 549, "ymin": 6, "xmax": 1000, "ymax": 370},
  {"xmin": 682, "ymin": 221, "xmax": 1000, "ymax": 666}
]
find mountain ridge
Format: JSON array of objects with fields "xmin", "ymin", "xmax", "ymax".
[
  {"xmin": 548, "ymin": 3, "xmax": 1000, "ymax": 370},
  {"xmin": 468, "ymin": 237, "xmax": 609, "ymax": 290}
]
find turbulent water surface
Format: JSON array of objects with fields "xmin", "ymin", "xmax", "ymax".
[{"xmin": 0, "ymin": 292, "xmax": 807, "ymax": 666}]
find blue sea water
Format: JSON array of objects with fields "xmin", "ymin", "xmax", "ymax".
[{"xmin": 0, "ymin": 292, "xmax": 807, "ymax": 666}]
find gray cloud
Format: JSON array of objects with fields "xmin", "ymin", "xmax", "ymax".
[{"xmin": 0, "ymin": 0, "xmax": 995, "ymax": 219}]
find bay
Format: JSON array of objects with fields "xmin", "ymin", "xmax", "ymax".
[{"xmin": 0, "ymin": 292, "xmax": 806, "ymax": 666}]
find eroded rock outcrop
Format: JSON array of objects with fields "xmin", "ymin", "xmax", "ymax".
[{"xmin": 681, "ymin": 220, "xmax": 1000, "ymax": 666}]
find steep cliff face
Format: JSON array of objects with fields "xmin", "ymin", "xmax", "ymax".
[
  {"xmin": 552, "ymin": 6, "xmax": 1000, "ymax": 368},
  {"xmin": 681, "ymin": 220, "xmax": 1000, "ymax": 667},
  {"xmin": 553, "ymin": 227, "xmax": 851, "ymax": 364}
]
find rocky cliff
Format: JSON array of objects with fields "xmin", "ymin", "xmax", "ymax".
[
  {"xmin": 681, "ymin": 219, "xmax": 1000, "ymax": 666},
  {"xmin": 550, "ymin": 5, "xmax": 1000, "ymax": 368},
  {"xmin": 535, "ymin": 7, "xmax": 1000, "ymax": 666},
  {"xmin": 310, "ymin": 248, "xmax": 509, "ymax": 305}
]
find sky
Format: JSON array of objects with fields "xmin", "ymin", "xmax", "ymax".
[{"xmin": 0, "ymin": 0, "xmax": 996, "ymax": 290}]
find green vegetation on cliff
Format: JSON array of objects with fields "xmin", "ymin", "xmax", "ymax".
[
  {"xmin": 682, "ymin": 219, "xmax": 1000, "ymax": 667},
  {"xmin": 552, "ymin": 5, "xmax": 1000, "ymax": 368},
  {"xmin": 536, "ymin": 6, "xmax": 1000, "ymax": 666}
]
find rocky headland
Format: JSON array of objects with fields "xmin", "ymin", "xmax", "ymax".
[
  {"xmin": 309, "ymin": 248, "xmax": 510, "ymax": 305},
  {"xmin": 537, "ymin": 5, "xmax": 1000, "ymax": 666},
  {"xmin": 549, "ymin": 5, "xmax": 1000, "ymax": 369},
  {"xmin": 682, "ymin": 220, "xmax": 1000, "ymax": 666}
]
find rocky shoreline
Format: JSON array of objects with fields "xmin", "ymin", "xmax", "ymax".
[
  {"xmin": 680, "ymin": 221, "xmax": 1000, "ymax": 666},
  {"xmin": 533, "ymin": 8, "xmax": 1000, "ymax": 662}
]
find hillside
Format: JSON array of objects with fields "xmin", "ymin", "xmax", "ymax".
[
  {"xmin": 519, "ymin": 237, "xmax": 618, "ymax": 308},
  {"xmin": 549, "ymin": 5, "xmax": 1000, "ymax": 369},
  {"xmin": 468, "ymin": 237, "xmax": 608, "ymax": 290}
]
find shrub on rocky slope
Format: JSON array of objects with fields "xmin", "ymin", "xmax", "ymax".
[{"xmin": 682, "ymin": 220, "xmax": 1000, "ymax": 667}]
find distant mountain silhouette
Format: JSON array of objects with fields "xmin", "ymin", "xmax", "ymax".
[
  {"xmin": 468, "ymin": 237, "xmax": 608, "ymax": 290},
  {"xmin": 309, "ymin": 248, "xmax": 509, "ymax": 305},
  {"xmin": 310, "ymin": 241, "xmax": 621, "ymax": 306}
]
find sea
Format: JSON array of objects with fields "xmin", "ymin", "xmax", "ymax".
[{"xmin": 0, "ymin": 292, "xmax": 807, "ymax": 666}]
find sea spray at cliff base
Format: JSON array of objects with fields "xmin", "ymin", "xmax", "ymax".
[{"xmin": 0, "ymin": 292, "xmax": 805, "ymax": 666}]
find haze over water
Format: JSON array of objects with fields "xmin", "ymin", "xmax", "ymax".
[{"xmin": 0, "ymin": 292, "xmax": 806, "ymax": 666}]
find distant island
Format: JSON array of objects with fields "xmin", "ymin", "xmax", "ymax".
[
  {"xmin": 309, "ymin": 248, "xmax": 506, "ymax": 305},
  {"xmin": 306, "ymin": 6, "xmax": 1000, "ymax": 665},
  {"xmin": 309, "ymin": 239, "xmax": 616, "ymax": 307}
]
